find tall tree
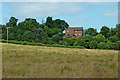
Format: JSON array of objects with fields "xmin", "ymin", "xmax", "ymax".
[
  {"xmin": 100, "ymin": 26, "xmax": 110, "ymax": 38},
  {"xmin": 109, "ymin": 28, "xmax": 117, "ymax": 37},
  {"xmin": 45, "ymin": 17, "xmax": 69, "ymax": 32},
  {"xmin": 45, "ymin": 16, "xmax": 53, "ymax": 28},
  {"xmin": 6, "ymin": 17, "xmax": 18, "ymax": 27},
  {"xmin": 53, "ymin": 19, "xmax": 69, "ymax": 31},
  {"xmin": 85, "ymin": 28, "xmax": 98, "ymax": 36}
]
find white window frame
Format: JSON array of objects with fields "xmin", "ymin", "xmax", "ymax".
[{"xmin": 67, "ymin": 30, "xmax": 69, "ymax": 32}]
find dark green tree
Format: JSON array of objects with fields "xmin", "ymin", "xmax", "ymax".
[
  {"xmin": 100, "ymin": 26, "xmax": 110, "ymax": 38},
  {"xmin": 6, "ymin": 17, "xmax": 18, "ymax": 27},
  {"xmin": 89, "ymin": 40, "xmax": 97, "ymax": 49},
  {"xmin": 116, "ymin": 24, "xmax": 120, "ymax": 40},
  {"xmin": 52, "ymin": 19, "xmax": 69, "ymax": 31},
  {"xmin": 108, "ymin": 36, "xmax": 119, "ymax": 42},
  {"xmin": 109, "ymin": 28, "xmax": 117, "ymax": 37},
  {"xmin": 2, "ymin": 25, "xmax": 7, "ymax": 40},
  {"xmin": 45, "ymin": 17, "xmax": 53, "ymax": 28},
  {"xmin": 85, "ymin": 28, "xmax": 98, "ymax": 36},
  {"xmin": 45, "ymin": 17, "xmax": 69, "ymax": 32}
]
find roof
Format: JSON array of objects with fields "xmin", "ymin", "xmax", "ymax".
[{"xmin": 67, "ymin": 27, "xmax": 83, "ymax": 30}]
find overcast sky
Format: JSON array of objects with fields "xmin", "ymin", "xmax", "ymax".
[{"xmin": 1, "ymin": 2, "xmax": 118, "ymax": 32}]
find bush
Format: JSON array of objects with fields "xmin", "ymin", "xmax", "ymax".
[
  {"xmin": 95, "ymin": 34, "xmax": 106, "ymax": 43},
  {"xmin": 89, "ymin": 41, "xmax": 97, "ymax": 49},
  {"xmin": 62, "ymin": 38, "xmax": 77, "ymax": 46},
  {"xmin": 22, "ymin": 41, "xmax": 29, "ymax": 45},
  {"xmin": 97, "ymin": 42, "xmax": 107, "ymax": 49},
  {"xmin": 108, "ymin": 36, "xmax": 119, "ymax": 42}
]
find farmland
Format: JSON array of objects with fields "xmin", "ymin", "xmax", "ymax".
[{"xmin": 2, "ymin": 43, "xmax": 118, "ymax": 78}]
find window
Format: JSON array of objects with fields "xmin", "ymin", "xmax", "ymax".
[
  {"xmin": 67, "ymin": 30, "xmax": 69, "ymax": 32},
  {"xmin": 75, "ymin": 34, "xmax": 77, "ymax": 35},
  {"xmin": 67, "ymin": 34, "xmax": 69, "ymax": 36}
]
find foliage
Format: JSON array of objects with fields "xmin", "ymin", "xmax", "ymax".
[
  {"xmin": 1, "ymin": 16, "xmax": 119, "ymax": 50},
  {"xmin": 45, "ymin": 16, "xmax": 69, "ymax": 31},
  {"xmin": 97, "ymin": 42, "xmax": 107, "ymax": 49},
  {"xmin": 89, "ymin": 40, "xmax": 97, "ymax": 49},
  {"xmin": 100, "ymin": 26, "xmax": 110, "ymax": 38},
  {"xmin": 6, "ymin": 17, "xmax": 18, "ymax": 27},
  {"xmin": 85, "ymin": 28, "xmax": 98, "ymax": 36},
  {"xmin": 108, "ymin": 36, "xmax": 119, "ymax": 42},
  {"xmin": 95, "ymin": 34, "xmax": 106, "ymax": 43},
  {"xmin": 116, "ymin": 24, "xmax": 120, "ymax": 40}
]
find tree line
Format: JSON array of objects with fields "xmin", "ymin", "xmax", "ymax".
[{"xmin": 1, "ymin": 17, "xmax": 120, "ymax": 50}]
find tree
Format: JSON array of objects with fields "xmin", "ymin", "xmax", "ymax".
[
  {"xmin": 97, "ymin": 42, "xmax": 107, "ymax": 49},
  {"xmin": 45, "ymin": 16, "xmax": 53, "ymax": 28},
  {"xmin": 18, "ymin": 18, "xmax": 40, "ymax": 31},
  {"xmin": 6, "ymin": 17, "xmax": 18, "ymax": 27},
  {"xmin": 89, "ymin": 41, "xmax": 97, "ymax": 49},
  {"xmin": 2, "ymin": 25, "xmax": 7, "ymax": 40},
  {"xmin": 109, "ymin": 28, "xmax": 117, "ymax": 37},
  {"xmin": 45, "ymin": 17, "xmax": 69, "ymax": 32},
  {"xmin": 74, "ymin": 35, "xmax": 93, "ymax": 48},
  {"xmin": 53, "ymin": 19, "xmax": 69, "ymax": 31},
  {"xmin": 85, "ymin": 28, "xmax": 98, "ymax": 36},
  {"xmin": 108, "ymin": 36, "xmax": 119, "ymax": 42},
  {"xmin": 52, "ymin": 34, "xmax": 62, "ymax": 43},
  {"xmin": 106, "ymin": 41, "xmax": 117, "ymax": 50},
  {"xmin": 116, "ymin": 24, "xmax": 120, "ymax": 40},
  {"xmin": 22, "ymin": 31, "xmax": 34, "ymax": 42},
  {"xmin": 100, "ymin": 26, "xmax": 110, "ymax": 38},
  {"xmin": 62, "ymin": 38, "xmax": 76, "ymax": 46},
  {"xmin": 95, "ymin": 34, "xmax": 106, "ymax": 43},
  {"xmin": 33, "ymin": 28, "xmax": 47, "ymax": 43}
]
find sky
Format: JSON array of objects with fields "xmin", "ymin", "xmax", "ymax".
[{"xmin": 1, "ymin": 2, "xmax": 118, "ymax": 32}]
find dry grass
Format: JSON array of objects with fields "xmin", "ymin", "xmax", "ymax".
[{"xmin": 2, "ymin": 43, "xmax": 118, "ymax": 78}]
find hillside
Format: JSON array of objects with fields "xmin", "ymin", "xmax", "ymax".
[{"xmin": 2, "ymin": 43, "xmax": 118, "ymax": 78}]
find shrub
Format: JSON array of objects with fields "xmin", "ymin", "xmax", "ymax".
[
  {"xmin": 95, "ymin": 34, "xmax": 106, "ymax": 43},
  {"xmin": 97, "ymin": 42, "xmax": 107, "ymax": 49},
  {"xmin": 89, "ymin": 41, "xmax": 97, "ymax": 49},
  {"xmin": 108, "ymin": 36, "xmax": 119, "ymax": 42}
]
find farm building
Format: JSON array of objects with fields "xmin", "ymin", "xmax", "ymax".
[{"xmin": 65, "ymin": 27, "xmax": 83, "ymax": 38}]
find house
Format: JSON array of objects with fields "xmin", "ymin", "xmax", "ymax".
[{"xmin": 65, "ymin": 27, "xmax": 83, "ymax": 38}]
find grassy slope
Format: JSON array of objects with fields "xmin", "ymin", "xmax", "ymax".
[{"xmin": 2, "ymin": 43, "xmax": 118, "ymax": 78}]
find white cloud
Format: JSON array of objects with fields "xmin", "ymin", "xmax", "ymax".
[
  {"xmin": 102, "ymin": 10, "xmax": 118, "ymax": 19},
  {"xmin": 9, "ymin": 3, "xmax": 83, "ymax": 19}
]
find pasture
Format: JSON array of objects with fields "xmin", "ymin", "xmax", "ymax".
[{"xmin": 2, "ymin": 43, "xmax": 118, "ymax": 78}]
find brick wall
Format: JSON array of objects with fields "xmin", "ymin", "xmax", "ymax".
[{"xmin": 65, "ymin": 27, "xmax": 83, "ymax": 38}]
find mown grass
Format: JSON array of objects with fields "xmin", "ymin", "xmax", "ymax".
[{"xmin": 2, "ymin": 43, "xmax": 118, "ymax": 78}]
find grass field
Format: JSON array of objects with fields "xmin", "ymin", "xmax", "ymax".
[{"xmin": 2, "ymin": 43, "xmax": 118, "ymax": 78}]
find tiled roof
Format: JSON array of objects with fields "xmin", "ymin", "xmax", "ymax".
[{"xmin": 67, "ymin": 27, "xmax": 83, "ymax": 30}]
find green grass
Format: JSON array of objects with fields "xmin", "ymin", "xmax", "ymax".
[{"xmin": 2, "ymin": 43, "xmax": 118, "ymax": 78}]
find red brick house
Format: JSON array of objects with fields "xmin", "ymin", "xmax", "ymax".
[{"xmin": 65, "ymin": 27, "xmax": 83, "ymax": 38}]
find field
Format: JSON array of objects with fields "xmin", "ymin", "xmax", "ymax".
[{"xmin": 2, "ymin": 43, "xmax": 118, "ymax": 78}]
